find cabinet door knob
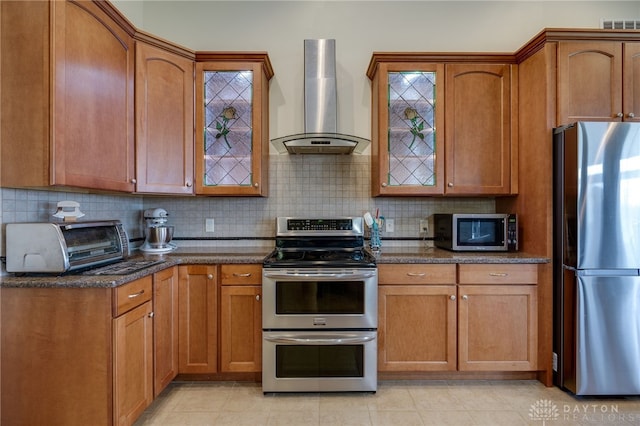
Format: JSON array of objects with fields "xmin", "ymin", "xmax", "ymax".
[
  {"xmin": 381, "ymin": 182, "xmax": 388, "ymax": 187},
  {"xmin": 148, "ymin": 311, "xmax": 154, "ymax": 318},
  {"xmin": 449, "ymin": 295, "xmax": 456, "ymax": 301},
  {"xmin": 130, "ymin": 178, "xmax": 137, "ymax": 184},
  {"xmin": 186, "ymin": 181, "xmax": 192, "ymax": 187},
  {"xmin": 254, "ymin": 182, "xmax": 259, "ymax": 187},
  {"xmin": 629, "ymin": 113, "xmax": 636, "ymax": 119},
  {"xmin": 207, "ymin": 274, "xmax": 214, "ymax": 279},
  {"xmin": 448, "ymin": 182, "xmax": 454, "ymax": 187},
  {"xmin": 617, "ymin": 112, "xmax": 624, "ymax": 118},
  {"xmin": 462, "ymin": 295, "xmax": 468, "ymax": 300},
  {"xmin": 256, "ymin": 294, "xmax": 261, "ymax": 301}
]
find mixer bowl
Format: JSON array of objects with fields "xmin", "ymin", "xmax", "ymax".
[{"xmin": 146, "ymin": 226, "xmax": 174, "ymax": 248}]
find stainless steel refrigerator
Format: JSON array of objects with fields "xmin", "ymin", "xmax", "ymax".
[{"xmin": 553, "ymin": 121, "xmax": 640, "ymax": 395}]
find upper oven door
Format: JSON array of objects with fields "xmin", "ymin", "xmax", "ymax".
[{"xmin": 262, "ymin": 268, "xmax": 378, "ymax": 330}]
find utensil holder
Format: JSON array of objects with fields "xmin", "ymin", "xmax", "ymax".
[{"xmin": 370, "ymin": 222, "xmax": 381, "ymax": 252}]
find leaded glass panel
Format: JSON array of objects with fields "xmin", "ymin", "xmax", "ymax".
[
  {"xmin": 203, "ymin": 70, "xmax": 253, "ymax": 186},
  {"xmin": 387, "ymin": 71, "xmax": 437, "ymax": 187}
]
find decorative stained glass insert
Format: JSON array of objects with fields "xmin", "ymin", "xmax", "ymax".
[
  {"xmin": 387, "ymin": 71, "xmax": 437, "ymax": 186},
  {"xmin": 203, "ymin": 70, "xmax": 253, "ymax": 186}
]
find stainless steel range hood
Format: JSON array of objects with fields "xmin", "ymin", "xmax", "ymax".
[{"xmin": 271, "ymin": 39, "xmax": 370, "ymax": 155}]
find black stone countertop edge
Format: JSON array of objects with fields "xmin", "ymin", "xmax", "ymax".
[{"xmin": 0, "ymin": 246, "xmax": 549, "ymax": 289}]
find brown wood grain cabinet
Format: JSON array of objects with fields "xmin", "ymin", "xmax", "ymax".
[
  {"xmin": 457, "ymin": 264, "xmax": 538, "ymax": 371},
  {"xmin": 135, "ymin": 39, "xmax": 195, "ymax": 195},
  {"xmin": 1, "ymin": 0, "xmax": 136, "ymax": 192},
  {"xmin": 113, "ymin": 297, "xmax": 154, "ymax": 426},
  {"xmin": 378, "ymin": 264, "xmax": 457, "ymax": 371},
  {"xmin": 367, "ymin": 55, "xmax": 517, "ymax": 196},
  {"xmin": 153, "ymin": 266, "xmax": 179, "ymax": 396},
  {"xmin": 1, "ymin": 276, "xmax": 154, "ymax": 426},
  {"xmin": 378, "ymin": 263, "xmax": 537, "ymax": 373},
  {"xmin": 178, "ymin": 265, "xmax": 218, "ymax": 373},
  {"xmin": 194, "ymin": 54, "xmax": 273, "ymax": 196},
  {"xmin": 444, "ymin": 64, "xmax": 517, "ymax": 195},
  {"xmin": 219, "ymin": 264, "xmax": 262, "ymax": 372},
  {"xmin": 557, "ymin": 41, "xmax": 640, "ymax": 125}
]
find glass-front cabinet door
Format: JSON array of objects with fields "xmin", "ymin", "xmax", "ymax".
[
  {"xmin": 195, "ymin": 55, "xmax": 273, "ymax": 196},
  {"xmin": 368, "ymin": 61, "xmax": 445, "ymax": 196}
]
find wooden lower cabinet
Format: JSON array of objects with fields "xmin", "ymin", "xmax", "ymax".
[
  {"xmin": 153, "ymin": 266, "xmax": 179, "ymax": 395},
  {"xmin": 1, "ymin": 276, "xmax": 154, "ymax": 426},
  {"xmin": 378, "ymin": 263, "xmax": 538, "ymax": 374},
  {"xmin": 220, "ymin": 285, "xmax": 262, "ymax": 372},
  {"xmin": 178, "ymin": 265, "xmax": 218, "ymax": 373},
  {"xmin": 219, "ymin": 264, "xmax": 263, "ymax": 373},
  {"xmin": 378, "ymin": 284, "xmax": 457, "ymax": 371},
  {"xmin": 113, "ymin": 301, "xmax": 154, "ymax": 426}
]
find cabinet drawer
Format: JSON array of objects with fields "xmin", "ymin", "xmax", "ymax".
[
  {"xmin": 221, "ymin": 264, "xmax": 262, "ymax": 285},
  {"xmin": 378, "ymin": 264, "xmax": 456, "ymax": 285},
  {"xmin": 113, "ymin": 276, "xmax": 153, "ymax": 316},
  {"xmin": 458, "ymin": 264, "xmax": 537, "ymax": 284}
]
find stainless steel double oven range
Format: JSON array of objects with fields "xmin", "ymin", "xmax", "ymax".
[{"xmin": 262, "ymin": 217, "xmax": 378, "ymax": 393}]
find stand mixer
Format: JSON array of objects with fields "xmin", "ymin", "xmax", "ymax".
[{"xmin": 140, "ymin": 208, "xmax": 177, "ymax": 253}]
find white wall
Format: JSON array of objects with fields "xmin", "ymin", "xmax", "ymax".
[{"xmin": 113, "ymin": 0, "xmax": 640, "ymax": 148}]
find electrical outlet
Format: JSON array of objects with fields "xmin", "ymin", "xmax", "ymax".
[
  {"xmin": 385, "ymin": 219, "xmax": 394, "ymax": 233},
  {"xmin": 205, "ymin": 218, "xmax": 215, "ymax": 233},
  {"xmin": 419, "ymin": 219, "xmax": 429, "ymax": 234}
]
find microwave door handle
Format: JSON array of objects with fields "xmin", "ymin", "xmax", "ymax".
[
  {"xmin": 263, "ymin": 271, "xmax": 376, "ymax": 280},
  {"xmin": 264, "ymin": 335, "xmax": 376, "ymax": 345}
]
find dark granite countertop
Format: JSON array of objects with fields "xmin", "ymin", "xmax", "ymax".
[{"xmin": 0, "ymin": 246, "xmax": 547, "ymax": 289}]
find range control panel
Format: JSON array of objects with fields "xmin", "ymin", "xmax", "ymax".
[{"xmin": 286, "ymin": 219, "xmax": 353, "ymax": 231}]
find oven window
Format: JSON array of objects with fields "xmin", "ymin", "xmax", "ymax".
[
  {"xmin": 275, "ymin": 281, "xmax": 364, "ymax": 314},
  {"xmin": 276, "ymin": 345, "xmax": 364, "ymax": 378},
  {"xmin": 456, "ymin": 219, "xmax": 504, "ymax": 246}
]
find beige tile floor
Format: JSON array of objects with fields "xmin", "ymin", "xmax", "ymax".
[{"xmin": 134, "ymin": 380, "xmax": 640, "ymax": 426}]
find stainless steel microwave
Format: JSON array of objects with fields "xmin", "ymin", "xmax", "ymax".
[{"xmin": 433, "ymin": 213, "xmax": 518, "ymax": 252}]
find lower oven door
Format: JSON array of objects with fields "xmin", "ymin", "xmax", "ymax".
[{"xmin": 262, "ymin": 330, "xmax": 377, "ymax": 392}]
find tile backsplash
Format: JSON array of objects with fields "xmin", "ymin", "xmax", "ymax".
[{"xmin": 1, "ymin": 155, "xmax": 494, "ymax": 259}]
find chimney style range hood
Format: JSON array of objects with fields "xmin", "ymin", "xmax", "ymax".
[{"xmin": 271, "ymin": 39, "xmax": 370, "ymax": 155}]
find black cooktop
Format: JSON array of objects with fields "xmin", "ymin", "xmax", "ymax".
[{"xmin": 263, "ymin": 248, "xmax": 376, "ymax": 268}]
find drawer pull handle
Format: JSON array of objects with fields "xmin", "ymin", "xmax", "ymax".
[
  {"xmin": 234, "ymin": 273, "xmax": 252, "ymax": 277},
  {"xmin": 406, "ymin": 272, "xmax": 426, "ymax": 277},
  {"xmin": 127, "ymin": 290, "xmax": 145, "ymax": 299},
  {"xmin": 489, "ymin": 273, "xmax": 508, "ymax": 277}
]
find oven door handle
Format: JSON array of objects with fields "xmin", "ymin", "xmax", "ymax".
[
  {"xmin": 262, "ymin": 271, "xmax": 377, "ymax": 280},
  {"xmin": 264, "ymin": 335, "xmax": 376, "ymax": 345}
]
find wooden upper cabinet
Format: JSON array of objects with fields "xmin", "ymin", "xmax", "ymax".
[
  {"xmin": 367, "ymin": 54, "xmax": 516, "ymax": 196},
  {"xmin": 623, "ymin": 42, "xmax": 640, "ymax": 123},
  {"xmin": 194, "ymin": 54, "xmax": 273, "ymax": 196},
  {"xmin": 1, "ymin": 0, "xmax": 135, "ymax": 192},
  {"xmin": 135, "ymin": 40, "xmax": 195, "ymax": 194},
  {"xmin": 557, "ymin": 41, "xmax": 625, "ymax": 125},
  {"xmin": 445, "ymin": 64, "xmax": 515, "ymax": 195},
  {"xmin": 368, "ymin": 60, "xmax": 446, "ymax": 196}
]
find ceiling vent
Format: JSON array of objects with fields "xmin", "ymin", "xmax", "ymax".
[{"xmin": 601, "ymin": 19, "xmax": 640, "ymax": 30}]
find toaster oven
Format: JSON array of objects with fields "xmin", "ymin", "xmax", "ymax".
[{"xmin": 5, "ymin": 220, "xmax": 129, "ymax": 273}]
